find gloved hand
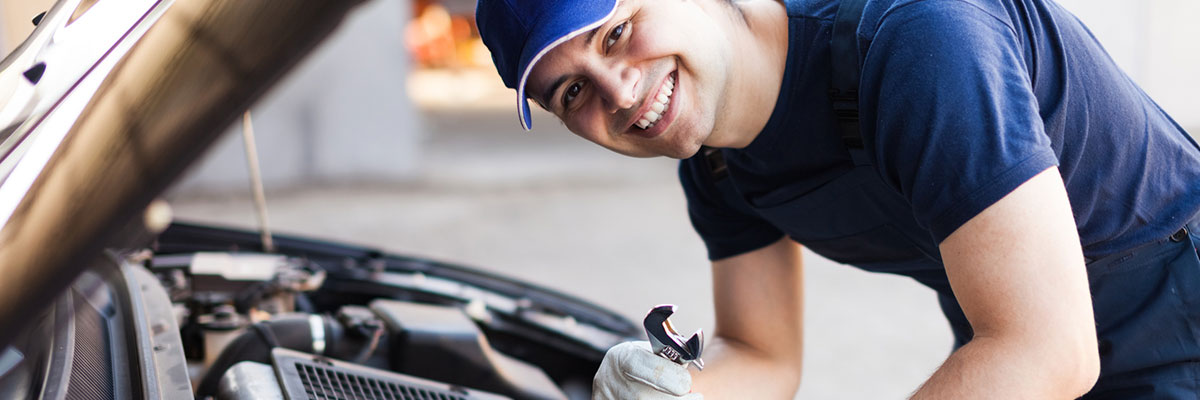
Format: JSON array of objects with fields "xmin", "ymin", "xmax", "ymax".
[{"xmin": 593, "ymin": 341, "xmax": 703, "ymax": 400}]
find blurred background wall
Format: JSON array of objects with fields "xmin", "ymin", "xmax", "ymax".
[{"xmin": 172, "ymin": 0, "xmax": 424, "ymax": 192}]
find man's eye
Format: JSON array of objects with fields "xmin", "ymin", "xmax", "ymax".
[
  {"xmin": 563, "ymin": 81, "xmax": 584, "ymax": 107},
  {"xmin": 605, "ymin": 22, "xmax": 627, "ymax": 50}
]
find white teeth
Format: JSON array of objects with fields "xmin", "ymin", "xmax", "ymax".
[{"xmin": 635, "ymin": 74, "xmax": 676, "ymax": 130}]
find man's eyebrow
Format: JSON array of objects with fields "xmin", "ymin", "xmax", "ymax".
[
  {"xmin": 539, "ymin": 75, "xmax": 570, "ymax": 111},
  {"xmin": 583, "ymin": 24, "xmax": 604, "ymax": 49}
]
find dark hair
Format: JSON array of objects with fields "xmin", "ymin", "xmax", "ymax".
[{"xmin": 721, "ymin": 0, "xmax": 748, "ymax": 24}]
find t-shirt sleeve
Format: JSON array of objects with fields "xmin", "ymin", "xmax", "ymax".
[
  {"xmin": 859, "ymin": 0, "xmax": 1059, "ymax": 243},
  {"xmin": 678, "ymin": 158, "xmax": 785, "ymax": 261}
]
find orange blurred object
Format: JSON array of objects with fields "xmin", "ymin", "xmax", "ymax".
[{"xmin": 404, "ymin": 3, "xmax": 486, "ymax": 68}]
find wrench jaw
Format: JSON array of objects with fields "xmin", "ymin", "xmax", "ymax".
[
  {"xmin": 684, "ymin": 331, "xmax": 705, "ymax": 370},
  {"xmin": 643, "ymin": 304, "xmax": 705, "ymax": 371}
]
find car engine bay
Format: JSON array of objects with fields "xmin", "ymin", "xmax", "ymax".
[{"xmin": 0, "ymin": 223, "xmax": 639, "ymax": 400}]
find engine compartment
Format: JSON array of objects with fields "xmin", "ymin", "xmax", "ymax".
[
  {"xmin": 0, "ymin": 223, "xmax": 639, "ymax": 400},
  {"xmin": 161, "ymin": 222, "xmax": 640, "ymax": 400}
]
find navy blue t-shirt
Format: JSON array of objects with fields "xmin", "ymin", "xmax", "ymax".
[{"xmin": 680, "ymin": 0, "xmax": 1200, "ymax": 263}]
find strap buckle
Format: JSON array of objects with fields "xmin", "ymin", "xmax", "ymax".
[{"xmin": 829, "ymin": 88, "xmax": 863, "ymax": 149}]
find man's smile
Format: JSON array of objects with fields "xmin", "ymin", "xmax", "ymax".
[
  {"xmin": 626, "ymin": 70, "xmax": 680, "ymax": 139},
  {"xmin": 636, "ymin": 73, "xmax": 675, "ymax": 129}
]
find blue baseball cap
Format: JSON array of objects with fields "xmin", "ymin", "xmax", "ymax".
[{"xmin": 476, "ymin": 0, "xmax": 619, "ymax": 130}]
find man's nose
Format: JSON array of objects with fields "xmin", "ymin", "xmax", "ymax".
[{"xmin": 594, "ymin": 63, "xmax": 639, "ymax": 113}]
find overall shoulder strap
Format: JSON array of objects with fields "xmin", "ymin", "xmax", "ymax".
[
  {"xmin": 830, "ymin": 0, "xmax": 869, "ymax": 161},
  {"xmin": 700, "ymin": 147, "xmax": 759, "ymax": 216},
  {"xmin": 701, "ymin": 0, "xmax": 870, "ymax": 200}
]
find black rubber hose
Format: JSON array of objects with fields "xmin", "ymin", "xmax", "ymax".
[
  {"xmin": 195, "ymin": 313, "xmax": 341, "ymax": 397},
  {"xmin": 294, "ymin": 293, "xmax": 316, "ymax": 313}
]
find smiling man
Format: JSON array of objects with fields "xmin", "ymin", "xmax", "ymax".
[{"xmin": 475, "ymin": 0, "xmax": 1200, "ymax": 398}]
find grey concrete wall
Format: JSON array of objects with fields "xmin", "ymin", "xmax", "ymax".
[{"xmin": 169, "ymin": 0, "xmax": 423, "ymax": 194}]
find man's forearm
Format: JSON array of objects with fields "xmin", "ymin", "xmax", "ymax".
[
  {"xmin": 911, "ymin": 335, "xmax": 1097, "ymax": 399},
  {"xmin": 689, "ymin": 336, "xmax": 802, "ymax": 399}
]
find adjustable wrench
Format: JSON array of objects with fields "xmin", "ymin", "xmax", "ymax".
[{"xmin": 643, "ymin": 304, "xmax": 705, "ymax": 370}]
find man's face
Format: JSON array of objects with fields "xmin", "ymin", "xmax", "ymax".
[{"xmin": 525, "ymin": 0, "xmax": 733, "ymax": 159}]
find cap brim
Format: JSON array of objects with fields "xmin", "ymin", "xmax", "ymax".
[{"xmin": 514, "ymin": 0, "xmax": 619, "ymax": 130}]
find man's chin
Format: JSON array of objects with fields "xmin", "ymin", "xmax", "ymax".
[
  {"xmin": 602, "ymin": 128, "xmax": 707, "ymax": 159},
  {"xmin": 634, "ymin": 140, "xmax": 704, "ymax": 159},
  {"xmin": 665, "ymin": 146, "xmax": 703, "ymax": 160},
  {"xmin": 650, "ymin": 144, "xmax": 704, "ymax": 160},
  {"xmin": 673, "ymin": 133, "xmax": 709, "ymax": 159}
]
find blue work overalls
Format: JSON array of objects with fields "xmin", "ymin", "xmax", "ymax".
[{"xmin": 705, "ymin": 136, "xmax": 1200, "ymax": 397}]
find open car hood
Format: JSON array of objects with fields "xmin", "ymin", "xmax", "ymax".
[{"xmin": 0, "ymin": 0, "xmax": 369, "ymax": 348}]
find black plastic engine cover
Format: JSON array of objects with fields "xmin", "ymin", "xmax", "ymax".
[{"xmin": 368, "ymin": 300, "xmax": 566, "ymax": 400}]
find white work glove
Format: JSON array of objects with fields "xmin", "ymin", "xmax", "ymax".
[{"xmin": 593, "ymin": 341, "xmax": 703, "ymax": 400}]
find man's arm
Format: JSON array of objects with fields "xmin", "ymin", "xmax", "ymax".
[
  {"xmin": 912, "ymin": 167, "xmax": 1100, "ymax": 398},
  {"xmin": 689, "ymin": 237, "xmax": 806, "ymax": 398}
]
